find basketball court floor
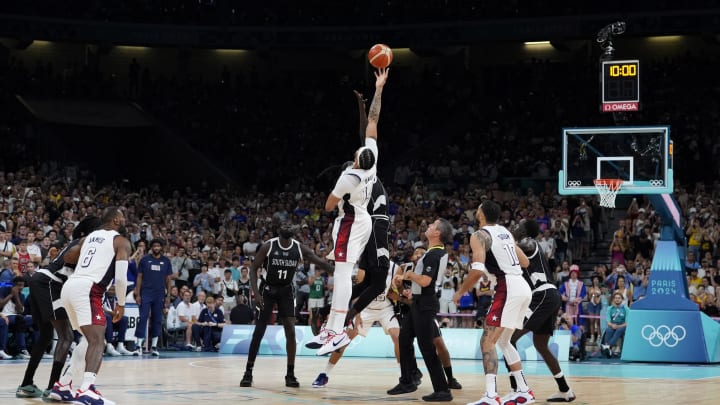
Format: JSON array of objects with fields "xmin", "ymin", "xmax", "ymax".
[{"xmin": 2, "ymin": 352, "xmax": 718, "ymax": 404}]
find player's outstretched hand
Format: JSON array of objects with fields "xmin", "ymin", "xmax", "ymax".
[
  {"xmin": 353, "ymin": 90, "xmax": 365, "ymax": 103},
  {"xmin": 374, "ymin": 67, "xmax": 389, "ymax": 88}
]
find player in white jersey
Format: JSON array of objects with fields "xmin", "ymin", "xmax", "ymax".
[
  {"xmin": 454, "ymin": 201, "xmax": 535, "ymax": 405},
  {"xmin": 312, "ymin": 67, "xmax": 389, "ymax": 355},
  {"xmin": 58, "ymin": 207, "xmax": 132, "ymax": 405},
  {"xmin": 311, "ymin": 260, "xmax": 401, "ymax": 387}
]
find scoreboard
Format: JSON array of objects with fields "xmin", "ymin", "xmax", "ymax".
[{"xmin": 601, "ymin": 59, "xmax": 640, "ymax": 112}]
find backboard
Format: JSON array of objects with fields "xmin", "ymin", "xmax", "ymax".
[{"xmin": 559, "ymin": 126, "xmax": 672, "ymax": 195}]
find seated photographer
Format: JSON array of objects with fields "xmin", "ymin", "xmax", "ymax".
[
  {"xmin": 0, "ymin": 276, "xmax": 31, "ymax": 359},
  {"xmin": 558, "ymin": 313, "xmax": 585, "ymax": 361},
  {"xmin": 192, "ymin": 296, "xmax": 225, "ymax": 351}
]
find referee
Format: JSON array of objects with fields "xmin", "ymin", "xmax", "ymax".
[{"xmin": 387, "ymin": 218, "xmax": 453, "ymax": 402}]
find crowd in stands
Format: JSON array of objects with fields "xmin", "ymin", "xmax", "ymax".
[
  {"xmin": 1, "ymin": 14, "xmax": 720, "ymax": 359},
  {"xmin": 1, "ymin": 157, "xmax": 719, "ymax": 358}
]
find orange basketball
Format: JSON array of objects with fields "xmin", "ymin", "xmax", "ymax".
[{"xmin": 368, "ymin": 44, "xmax": 393, "ymax": 69}]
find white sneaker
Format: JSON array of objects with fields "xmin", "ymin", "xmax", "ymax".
[
  {"xmin": 0, "ymin": 349, "xmax": 13, "ymax": 359},
  {"xmin": 116, "ymin": 343, "xmax": 133, "ymax": 356},
  {"xmin": 467, "ymin": 394, "xmax": 501, "ymax": 405},
  {"xmin": 106, "ymin": 343, "xmax": 121, "ymax": 357},
  {"xmin": 19, "ymin": 349, "xmax": 31, "ymax": 359},
  {"xmin": 500, "ymin": 390, "xmax": 535, "ymax": 405},
  {"xmin": 547, "ymin": 389, "xmax": 576, "ymax": 402},
  {"xmin": 131, "ymin": 349, "xmax": 143, "ymax": 356},
  {"xmin": 500, "ymin": 391, "xmax": 518, "ymax": 403},
  {"xmin": 150, "ymin": 347, "xmax": 160, "ymax": 357},
  {"xmin": 317, "ymin": 331, "xmax": 350, "ymax": 356},
  {"xmin": 305, "ymin": 327, "xmax": 331, "ymax": 349}
]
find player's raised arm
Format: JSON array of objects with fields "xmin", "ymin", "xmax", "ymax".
[
  {"xmin": 365, "ymin": 67, "xmax": 389, "ymax": 142},
  {"xmin": 354, "ymin": 90, "xmax": 368, "ymax": 145}
]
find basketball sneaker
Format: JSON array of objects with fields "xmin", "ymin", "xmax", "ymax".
[
  {"xmin": 448, "ymin": 377, "xmax": 463, "ymax": 390},
  {"xmin": 105, "ymin": 343, "xmax": 121, "ymax": 357},
  {"xmin": 239, "ymin": 372, "xmax": 253, "ymax": 387},
  {"xmin": 547, "ymin": 389, "xmax": 576, "ymax": 402},
  {"xmin": 316, "ymin": 331, "xmax": 350, "ymax": 356},
  {"xmin": 116, "ymin": 343, "xmax": 133, "ymax": 356},
  {"xmin": 285, "ymin": 375, "xmax": 300, "ymax": 388},
  {"xmin": 74, "ymin": 384, "xmax": 115, "ymax": 405},
  {"xmin": 15, "ymin": 383, "xmax": 44, "ymax": 398},
  {"xmin": 305, "ymin": 327, "xmax": 331, "ymax": 349},
  {"xmin": 467, "ymin": 394, "xmax": 501, "ymax": 405},
  {"xmin": 500, "ymin": 389, "xmax": 535, "ymax": 405},
  {"xmin": 46, "ymin": 381, "xmax": 74, "ymax": 402},
  {"xmin": 312, "ymin": 373, "xmax": 329, "ymax": 388},
  {"xmin": 150, "ymin": 347, "xmax": 160, "ymax": 357}
]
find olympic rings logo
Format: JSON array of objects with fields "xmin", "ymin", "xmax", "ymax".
[
  {"xmin": 649, "ymin": 179, "xmax": 664, "ymax": 187},
  {"xmin": 640, "ymin": 324, "xmax": 686, "ymax": 348},
  {"xmin": 567, "ymin": 181, "xmax": 582, "ymax": 187}
]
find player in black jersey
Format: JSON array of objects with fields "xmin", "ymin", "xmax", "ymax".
[
  {"xmin": 240, "ymin": 222, "xmax": 333, "ymax": 388},
  {"xmin": 15, "ymin": 216, "xmax": 101, "ymax": 400},
  {"xmin": 346, "ymin": 88, "xmax": 392, "ymax": 325},
  {"xmin": 508, "ymin": 219, "xmax": 576, "ymax": 402}
]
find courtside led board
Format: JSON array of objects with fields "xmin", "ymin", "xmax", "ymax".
[
  {"xmin": 559, "ymin": 126, "xmax": 672, "ymax": 195},
  {"xmin": 601, "ymin": 59, "xmax": 640, "ymax": 112}
]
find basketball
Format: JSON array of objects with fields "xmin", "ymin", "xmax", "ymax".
[{"xmin": 368, "ymin": 44, "xmax": 393, "ymax": 69}]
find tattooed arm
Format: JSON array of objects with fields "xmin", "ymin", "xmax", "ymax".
[
  {"xmin": 365, "ymin": 68, "xmax": 389, "ymax": 141},
  {"xmin": 453, "ymin": 230, "xmax": 492, "ymax": 305}
]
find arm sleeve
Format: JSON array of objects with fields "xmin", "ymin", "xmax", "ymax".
[
  {"xmin": 115, "ymin": 260, "xmax": 129, "ymax": 306},
  {"xmin": 331, "ymin": 173, "xmax": 361, "ymax": 198}
]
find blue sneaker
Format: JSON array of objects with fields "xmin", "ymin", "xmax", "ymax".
[
  {"xmin": 312, "ymin": 373, "xmax": 329, "ymax": 388},
  {"xmin": 45, "ymin": 382, "xmax": 75, "ymax": 402},
  {"xmin": 74, "ymin": 385, "xmax": 115, "ymax": 405}
]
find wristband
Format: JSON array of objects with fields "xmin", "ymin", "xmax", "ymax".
[{"xmin": 471, "ymin": 262, "xmax": 487, "ymax": 272}]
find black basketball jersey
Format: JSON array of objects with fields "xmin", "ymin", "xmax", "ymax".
[
  {"xmin": 411, "ymin": 246, "xmax": 447, "ymax": 296},
  {"xmin": 367, "ymin": 178, "xmax": 388, "ymax": 219},
  {"xmin": 517, "ymin": 237, "xmax": 555, "ymax": 292},
  {"xmin": 45, "ymin": 238, "xmax": 83, "ymax": 283},
  {"xmin": 263, "ymin": 237, "xmax": 303, "ymax": 286}
]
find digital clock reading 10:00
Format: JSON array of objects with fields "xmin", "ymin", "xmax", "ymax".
[
  {"xmin": 601, "ymin": 59, "xmax": 640, "ymax": 112},
  {"xmin": 608, "ymin": 64, "xmax": 637, "ymax": 77}
]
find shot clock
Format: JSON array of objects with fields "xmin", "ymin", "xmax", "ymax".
[{"xmin": 601, "ymin": 59, "xmax": 640, "ymax": 112}]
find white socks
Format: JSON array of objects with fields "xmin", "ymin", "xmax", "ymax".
[{"xmin": 328, "ymin": 262, "xmax": 353, "ymax": 332}]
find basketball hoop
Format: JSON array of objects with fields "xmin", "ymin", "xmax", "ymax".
[{"xmin": 594, "ymin": 179, "xmax": 623, "ymax": 208}]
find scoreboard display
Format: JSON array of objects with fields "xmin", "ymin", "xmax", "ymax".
[{"xmin": 601, "ymin": 59, "xmax": 640, "ymax": 112}]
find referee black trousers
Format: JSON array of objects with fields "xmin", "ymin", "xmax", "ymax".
[{"xmin": 398, "ymin": 296, "xmax": 448, "ymax": 392}]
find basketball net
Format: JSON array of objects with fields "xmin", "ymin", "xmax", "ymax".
[{"xmin": 594, "ymin": 179, "xmax": 623, "ymax": 208}]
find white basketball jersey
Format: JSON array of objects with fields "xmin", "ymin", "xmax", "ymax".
[
  {"xmin": 365, "ymin": 261, "xmax": 396, "ymax": 311},
  {"xmin": 482, "ymin": 224, "xmax": 523, "ymax": 276},
  {"xmin": 71, "ymin": 229, "xmax": 119, "ymax": 284},
  {"xmin": 337, "ymin": 138, "xmax": 378, "ymax": 218}
]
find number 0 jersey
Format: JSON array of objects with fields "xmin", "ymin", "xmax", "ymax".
[
  {"xmin": 70, "ymin": 229, "xmax": 120, "ymax": 288},
  {"xmin": 482, "ymin": 224, "xmax": 523, "ymax": 277},
  {"xmin": 263, "ymin": 237, "xmax": 303, "ymax": 286}
]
